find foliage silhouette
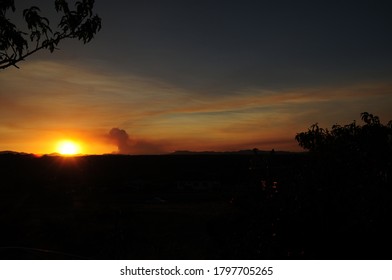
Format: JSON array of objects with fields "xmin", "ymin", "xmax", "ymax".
[
  {"xmin": 290, "ymin": 112, "xmax": 392, "ymax": 258},
  {"xmin": 0, "ymin": 0, "xmax": 101, "ymax": 69},
  {"xmin": 295, "ymin": 112, "xmax": 392, "ymax": 165}
]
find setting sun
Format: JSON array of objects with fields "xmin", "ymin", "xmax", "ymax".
[{"xmin": 57, "ymin": 140, "xmax": 81, "ymax": 155}]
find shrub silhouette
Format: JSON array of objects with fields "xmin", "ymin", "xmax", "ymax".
[
  {"xmin": 295, "ymin": 112, "xmax": 392, "ymax": 173},
  {"xmin": 292, "ymin": 112, "xmax": 392, "ymax": 258}
]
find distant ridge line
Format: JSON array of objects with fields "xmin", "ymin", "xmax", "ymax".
[{"xmin": 170, "ymin": 149, "xmax": 295, "ymax": 155}]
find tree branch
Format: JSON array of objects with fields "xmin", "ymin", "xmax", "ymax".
[
  {"xmin": 0, "ymin": 0, "xmax": 101, "ymax": 70},
  {"xmin": 0, "ymin": 32, "xmax": 70, "ymax": 69}
]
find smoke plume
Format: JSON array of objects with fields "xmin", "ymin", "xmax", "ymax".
[{"xmin": 109, "ymin": 128, "xmax": 167, "ymax": 155}]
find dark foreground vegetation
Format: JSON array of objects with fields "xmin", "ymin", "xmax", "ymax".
[
  {"xmin": 0, "ymin": 151, "xmax": 390, "ymax": 259},
  {"xmin": 0, "ymin": 113, "xmax": 391, "ymax": 259}
]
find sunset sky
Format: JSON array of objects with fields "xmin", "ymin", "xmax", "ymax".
[{"xmin": 1, "ymin": 0, "xmax": 392, "ymax": 155}]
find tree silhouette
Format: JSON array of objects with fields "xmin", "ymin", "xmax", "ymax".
[
  {"xmin": 0, "ymin": 0, "xmax": 101, "ymax": 70},
  {"xmin": 295, "ymin": 112, "xmax": 392, "ymax": 180},
  {"xmin": 294, "ymin": 113, "xmax": 392, "ymax": 258}
]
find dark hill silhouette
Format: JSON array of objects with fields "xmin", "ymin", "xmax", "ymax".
[{"xmin": 0, "ymin": 152, "xmax": 388, "ymax": 259}]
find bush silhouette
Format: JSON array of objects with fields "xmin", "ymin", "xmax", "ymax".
[{"xmin": 295, "ymin": 112, "xmax": 392, "ymax": 172}]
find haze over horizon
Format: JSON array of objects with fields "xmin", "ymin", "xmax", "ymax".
[{"xmin": 1, "ymin": 0, "xmax": 391, "ymax": 155}]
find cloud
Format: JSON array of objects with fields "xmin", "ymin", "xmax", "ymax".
[{"xmin": 108, "ymin": 128, "xmax": 167, "ymax": 155}]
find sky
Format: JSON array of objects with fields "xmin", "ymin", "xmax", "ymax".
[{"xmin": 1, "ymin": 0, "xmax": 392, "ymax": 155}]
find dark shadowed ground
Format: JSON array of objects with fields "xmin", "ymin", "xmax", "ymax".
[{"xmin": 0, "ymin": 152, "xmax": 391, "ymax": 259}]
